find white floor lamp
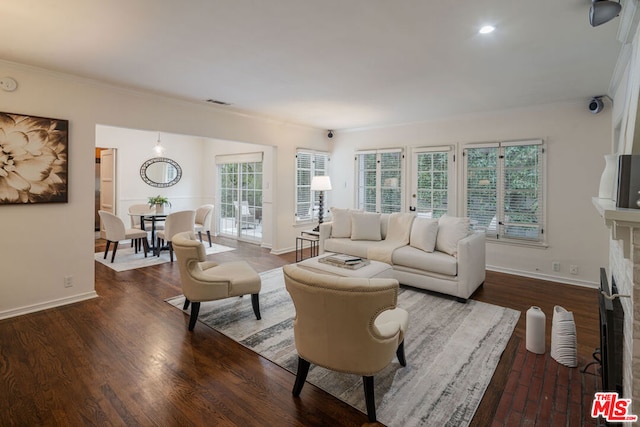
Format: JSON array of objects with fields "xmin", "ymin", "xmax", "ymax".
[{"xmin": 311, "ymin": 176, "xmax": 332, "ymax": 232}]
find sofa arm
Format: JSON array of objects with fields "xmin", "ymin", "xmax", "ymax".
[
  {"xmin": 456, "ymin": 231, "xmax": 486, "ymax": 299},
  {"xmin": 318, "ymin": 222, "xmax": 332, "ymax": 254}
]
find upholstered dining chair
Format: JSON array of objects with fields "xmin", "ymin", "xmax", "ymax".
[
  {"xmin": 156, "ymin": 210, "xmax": 195, "ymax": 261},
  {"xmin": 172, "ymin": 231, "xmax": 262, "ymax": 331},
  {"xmin": 98, "ymin": 210, "xmax": 150, "ymax": 263},
  {"xmin": 194, "ymin": 204, "xmax": 214, "ymax": 247},
  {"xmin": 282, "ymin": 264, "xmax": 409, "ymax": 423}
]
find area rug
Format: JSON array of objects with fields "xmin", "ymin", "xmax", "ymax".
[
  {"xmin": 95, "ymin": 241, "xmax": 235, "ymax": 272},
  {"xmin": 166, "ymin": 268, "xmax": 520, "ymax": 426}
]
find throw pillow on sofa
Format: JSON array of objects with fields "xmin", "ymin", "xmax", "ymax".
[
  {"xmin": 351, "ymin": 212, "xmax": 382, "ymax": 241},
  {"xmin": 330, "ymin": 207, "xmax": 359, "ymax": 238},
  {"xmin": 436, "ymin": 215, "xmax": 471, "ymax": 257},
  {"xmin": 410, "ymin": 217, "xmax": 439, "ymax": 252}
]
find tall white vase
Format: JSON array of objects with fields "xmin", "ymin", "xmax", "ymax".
[
  {"xmin": 598, "ymin": 154, "xmax": 617, "ymax": 199},
  {"xmin": 155, "ymin": 203, "xmax": 164, "ymax": 214},
  {"xmin": 526, "ymin": 306, "xmax": 546, "ymax": 354}
]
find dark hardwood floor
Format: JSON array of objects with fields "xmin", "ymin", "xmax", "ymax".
[{"xmin": 0, "ymin": 237, "xmax": 600, "ymax": 426}]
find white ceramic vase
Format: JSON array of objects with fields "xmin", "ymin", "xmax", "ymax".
[
  {"xmin": 526, "ymin": 306, "xmax": 546, "ymax": 354},
  {"xmin": 598, "ymin": 154, "xmax": 617, "ymax": 199},
  {"xmin": 550, "ymin": 305, "xmax": 578, "ymax": 367},
  {"xmin": 155, "ymin": 203, "xmax": 164, "ymax": 214}
]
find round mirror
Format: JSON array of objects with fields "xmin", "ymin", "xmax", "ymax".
[{"xmin": 140, "ymin": 157, "xmax": 182, "ymax": 188}]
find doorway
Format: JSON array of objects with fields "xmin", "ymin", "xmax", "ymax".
[{"xmin": 217, "ymin": 157, "xmax": 263, "ymax": 243}]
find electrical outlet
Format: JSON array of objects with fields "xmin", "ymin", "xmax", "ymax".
[
  {"xmin": 64, "ymin": 275, "xmax": 73, "ymax": 287},
  {"xmin": 569, "ymin": 265, "xmax": 578, "ymax": 275},
  {"xmin": 552, "ymin": 261, "xmax": 560, "ymax": 272}
]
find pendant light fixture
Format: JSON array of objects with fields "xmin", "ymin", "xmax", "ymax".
[
  {"xmin": 589, "ymin": 0, "xmax": 622, "ymax": 27},
  {"xmin": 154, "ymin": 132, "xmax": 165, "ymax": 156}
]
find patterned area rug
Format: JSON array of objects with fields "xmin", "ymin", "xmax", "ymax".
[
  {"xmin": 166, "ymin": 268, "xmax": 520, "ymax": 427},
  {"xmin": 95, "ymin": 241, "xmax": 235, "ymax": 272}
]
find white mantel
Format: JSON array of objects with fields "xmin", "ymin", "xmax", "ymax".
[
  {"xmin": 593, "ymin": 197, "xmax": 640, "ymax": 259},
  {"xmin": 593, "ymin": 197, "xmax": 640, "ymax": 412}
]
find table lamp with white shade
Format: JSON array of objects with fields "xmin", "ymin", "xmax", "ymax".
[{"xmin": 311, "ymin": 175, "xmax": 332, "ymax": 231}]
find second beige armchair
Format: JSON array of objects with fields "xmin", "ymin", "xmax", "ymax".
[
  {"xmin": 172, "ymin": 232, "xmax": 262, "ymax": 331},
  {"xmin": 283, "ymin": 264, "xmax": 409, "ymax": 423}
]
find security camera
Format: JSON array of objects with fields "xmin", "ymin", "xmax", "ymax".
[
  {"xmin": 589, "ymin": 97, "xmax": 604, "ymax": 114},
  {"xmin": 327, "ymin": 130, "xmax": 334, "ymax": 138}
]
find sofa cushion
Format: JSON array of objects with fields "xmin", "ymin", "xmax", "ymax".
[
  {"xmin": 436, "ymin": 215, "xmax": 470, "ymax": 257},
  {"xmin": 392, "ymin": 246, "xmax": 458, "ymax": 276},
  {"xmin": 324, "ymin": 238, "xmax": 370, "ymax": 259},
  {"xmin": 410, "ymin": 217, "xmax": 439, "ymax": 252},
  {"xmin": 351, "ymin": 212, "xmax": 381, "ymax": 241},
  {"xmin": 330, "ymin": 208, "xmax": 353, "ymax": 238}
]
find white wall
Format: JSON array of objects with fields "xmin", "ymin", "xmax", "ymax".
[
  {"xmin": 330, "ymin": 101, "xmax": 612, "ymax": 286},
  {"xmin": 0, "ymin": 60, "xmax": 328, "ymax": 319}
]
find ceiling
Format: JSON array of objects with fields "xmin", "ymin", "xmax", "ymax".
[{"xmin": 0, "ymin": 0, "xmax": 624, "ymax": 130}]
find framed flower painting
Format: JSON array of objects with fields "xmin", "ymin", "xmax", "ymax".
[{"xmin": 0, "ymin": 112, "xmax": 68, "ymax": 204}]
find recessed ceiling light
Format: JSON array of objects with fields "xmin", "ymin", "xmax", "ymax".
[{"xmin": 479, "ymin": 25, "xmax": 495, "ymax": 34}]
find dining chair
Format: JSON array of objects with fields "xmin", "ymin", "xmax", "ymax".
[
  {"xmin": 156, "ymin": 210, "xmax": 196, "ymax": 261},
  {"xmin": 98, "ymin": 210, "xmax": 150, "ymax": 263},
  {"xmin": 128, "ymin": 204, "xmax": 155, "ymax": 251},
  {"xmin": 194, "ymin": 204, "xmax": 214, "ymax": 247},
  {"xmin": 283, "ymin": 264, "xmax": 409, "ymax": 423}
]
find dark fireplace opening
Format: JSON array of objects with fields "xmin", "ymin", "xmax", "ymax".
[{"xmin": 595, "ymin": 267, "xmax": 624, "ymax": 393}]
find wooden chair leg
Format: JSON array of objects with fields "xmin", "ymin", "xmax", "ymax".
[
  {"xmin": 188, "ymin": 302, "xmax": 201, "ymax": 331},
  {"xmin": 197, "ymin": 231, "xmax": 203, "ymax": 243},
  {"xmin": 363, "ymin": 376, "xmax": 377, "ymax": 423},
  {"xmin": 251, "ymin": 293, "xmax": 261, "ymax": 320},
  {"xmin": 104, "ymin": 241, "xmax": 111, "ymax": 260},
  {"xmin": 110, "ymin": 241, "xmax": 119, "ymax": 263},
  {"xmin": 142, "ymin": 238, "xmax": 149, "ymax": 258},
  {"xmin": 207, "ymin": 231, "xmax": 212, "ymax": 247},
  {"xmin": 396, "ymin": 340, "xmax": 407, "ymax": 366},
  {"xmin": 168, "ymin": 242, "xmax": 174, "ymax": 262},
  {"xmin": 292, "ymin": 357, "xmax": 311, "ymax": 396},
  {"xmin": 156, "ymin": 237, "xmax": 162, "ymax": 257},
  {"xmin": 183, "ymin": 298, "xmax": 191, "ymax": 310}
]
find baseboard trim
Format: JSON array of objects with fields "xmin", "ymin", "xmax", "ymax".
[
  {"xmin": 486, "ymin": 265, "xmax": 598, "ymax": 289},
  {"xmin": 0, "ymin": 291, "xmax": 99, "ymax": 320}
]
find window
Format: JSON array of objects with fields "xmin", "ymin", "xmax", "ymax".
[
  {"xmin": 355, "ymin": 149, "xmax": 403, "ymax": 213},
  {"xmin": 295, "ymin": 150, "xmax": 330, "ymax": 222},
  {"xmin": 411, "ymin": 146, "xmax": 455, "ymax": 218},
  {"xmin": 464, "ymin": 140, "xmax": 545, "ymax": 242}
]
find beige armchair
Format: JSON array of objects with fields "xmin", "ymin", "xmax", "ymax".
[
  {"xmin": 282, "ymin": 264, "xmax": 409, "ymax": 423},
  {"xmin": 172, "ymin": 232, "xmax": 262, "ymax": 331},
  {"xmin": 194, "ymin": 204, "xmax": 214, "ymax": 247},
  {"xmin": 98, "ymin": 210, "xmax": 149, "ymax": 263}
]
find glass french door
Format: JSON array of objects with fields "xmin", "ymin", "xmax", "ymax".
[
  {"xmin": 410, "ymin": 147, "xmax": 455, "ymax": 218},
  {"xmin": 218, "ymin": 160, "xmax": 263, "ymax": 243}
]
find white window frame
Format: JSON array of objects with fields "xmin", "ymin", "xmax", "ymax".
[
  {"xmin": 355, "ymin": 148, "xmax": 404, "ymax": 213},
  {"xmin": 295, "ymin": 149, "xmax": 330, "ymax": 223},
  {"xmin": 463, "ymin": 139, "xmax": 546, "ymax": 245}
]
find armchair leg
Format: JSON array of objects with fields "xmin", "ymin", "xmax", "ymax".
[
  {"xmin": 183, "ymin": 298, "xmax": 190, "ymax": 310},
  {"xmin": 251, "ymin": 293, "xmax": 261, "ymax": 320},
  {"xmin": 104, "ymin": 241, "xmax": 111, "ymax": 260},
  {"xmin": 396, "ymin": 340, "xmax": 407, "ymax": 367},
  {"xmin": 188, "ymin": 302, "xmax": 201, "ymax": 331},
  {"xmin": 292, "ymin": 357, "xmax": 310, "ymax": 396},
  {"xmin": 110, "ymin": 241, "xmax": 119, "ymax": 263},
  {"xmin": 168, "ymin": 242, "xmax": 174, "ymax": 262},
  {"xmin": 206, "ymin": 231, "xmax": 212, "ymax": 247},
  {"xmin": 363, "ymin": 376, "xmax": 377, "ymax": 423},
  {"xmin": 197, "ymin": 231, "xmax": 203, "ymax": 243}
]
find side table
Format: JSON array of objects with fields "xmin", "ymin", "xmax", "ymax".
[{"xmin": 296, "ymin": 231, "xmax": 319, "ymax": 262}]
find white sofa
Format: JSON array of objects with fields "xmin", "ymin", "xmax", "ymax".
[{"xmin": 317, "ymin": 210, "xmax": 486, "ymax": 301}]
